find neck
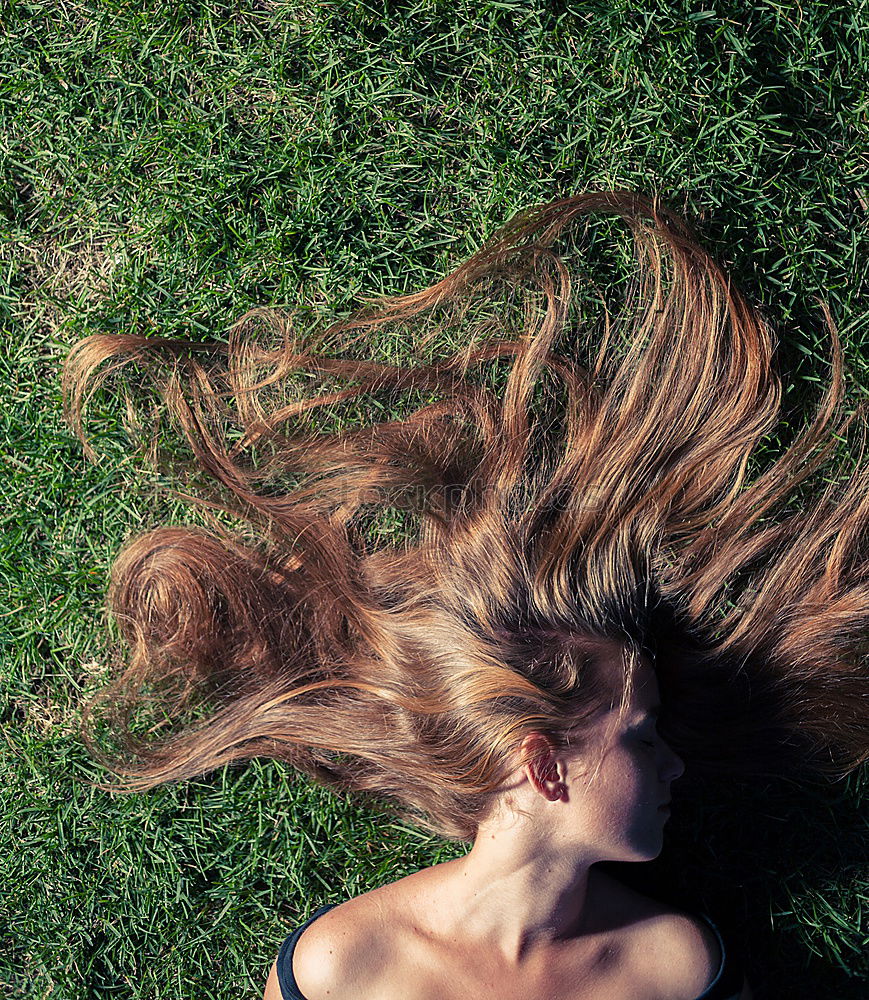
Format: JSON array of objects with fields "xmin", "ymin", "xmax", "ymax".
[{"xmin": 430, "ymin": 828, "xmax": 607, "ymax": 967}]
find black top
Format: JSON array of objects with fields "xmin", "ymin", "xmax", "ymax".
[{"xmin": 276, "ymin": 903, "xmax": 745, "ymax": 1000}]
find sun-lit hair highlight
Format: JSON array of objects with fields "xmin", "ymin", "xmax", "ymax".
[{"xmin": 63, "ymin": 190, "xmax": 869, "ymax": 842}]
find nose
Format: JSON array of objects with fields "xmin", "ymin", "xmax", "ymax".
[{"xmin": 660, "ymin": 743, "xmax": 685, "ymax": 783}]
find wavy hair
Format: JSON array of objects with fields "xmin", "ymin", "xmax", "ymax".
[{"xmin": 63, "ymin": 190, "xmax": 869, "ymax": 843}]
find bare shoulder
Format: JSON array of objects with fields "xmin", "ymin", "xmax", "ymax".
[
  {"xmin": 643, "ymin": 908, "xmax": 755, "ymax": 1000},
  {"xmin": 286, "ymin": 899, "xmax": 388, "ymax": 1000},
  {"xmin": 260, "ymin": 904, "xmax": 377, "ymax": 1000},
  {"xmin": 655, "ymin": 911, "xmax": 722, "ymax": 998},
  {"xmin": 584, "ymin": 873, "xmax": 738, "ymax": 1000},
  {"xmin": 262, "ymin": 868, "xmax": 442, "ymax": 1000}
]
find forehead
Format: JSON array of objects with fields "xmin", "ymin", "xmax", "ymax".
[
  {"xmin": 590, "ymin": 644, "xmax": 660, "ymax": 716},
  {"xmin": 632, "ymin": 658, "xmax": 660, "ymax": 703},
  {"xmin": 589, "ymin": 639, "xmax": 656, "ymax": 683}
]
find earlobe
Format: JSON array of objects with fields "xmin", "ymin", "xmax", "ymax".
[
  {"xmin": 551, "ymin": 767, "xmax": 567, "ymax": 801},
  {"xmin": 549, "ymin": 782, "xmax": 565, "ymax": 802}
]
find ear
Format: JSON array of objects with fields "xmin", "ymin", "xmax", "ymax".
[{"xmin": 519, "ymin": 732, "xmax": 564, "ymax": 802}]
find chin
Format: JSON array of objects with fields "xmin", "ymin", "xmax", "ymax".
[{"xmin": 621, "ymin": 828, "xmax": 666, "ymax": 863}]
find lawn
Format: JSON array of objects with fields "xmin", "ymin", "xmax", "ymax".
[{"xmin": 1, "ymin": 2, "xmax": 867, "ymax": 998}]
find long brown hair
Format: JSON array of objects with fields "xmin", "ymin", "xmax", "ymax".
[{"xmin": 63, "ymin": 190, "xmax": 869, "ymax": 843}]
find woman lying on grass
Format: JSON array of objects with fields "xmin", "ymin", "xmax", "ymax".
[{"xmin": 64, "ymin": 190, "xmax": 869, "ymax": 999}]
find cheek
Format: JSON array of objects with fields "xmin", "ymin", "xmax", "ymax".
[
  {"xmin": 580, "ymin": 748, "xmax": 649, "ymax": 823},
  {"xmin": 622, "ymin": 746, "xmax": 655, "ymax": 799},
  {"xmin": 608, "ymin": 747, "xmax": 656, "ymax": 806}
]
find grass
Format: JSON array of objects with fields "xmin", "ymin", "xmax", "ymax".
[{"xmin": 1, "ymin": 1, "xmax": 868, "ymax": 997}]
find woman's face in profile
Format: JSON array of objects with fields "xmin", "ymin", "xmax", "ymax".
[{"xmin": 556, "ymin": 652, "xmax": 686, "ymax": 862}]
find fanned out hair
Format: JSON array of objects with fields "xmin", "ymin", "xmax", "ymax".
[{"xmin": 64, "ymin": 190, "xmax": 869, "ymax": 843}]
